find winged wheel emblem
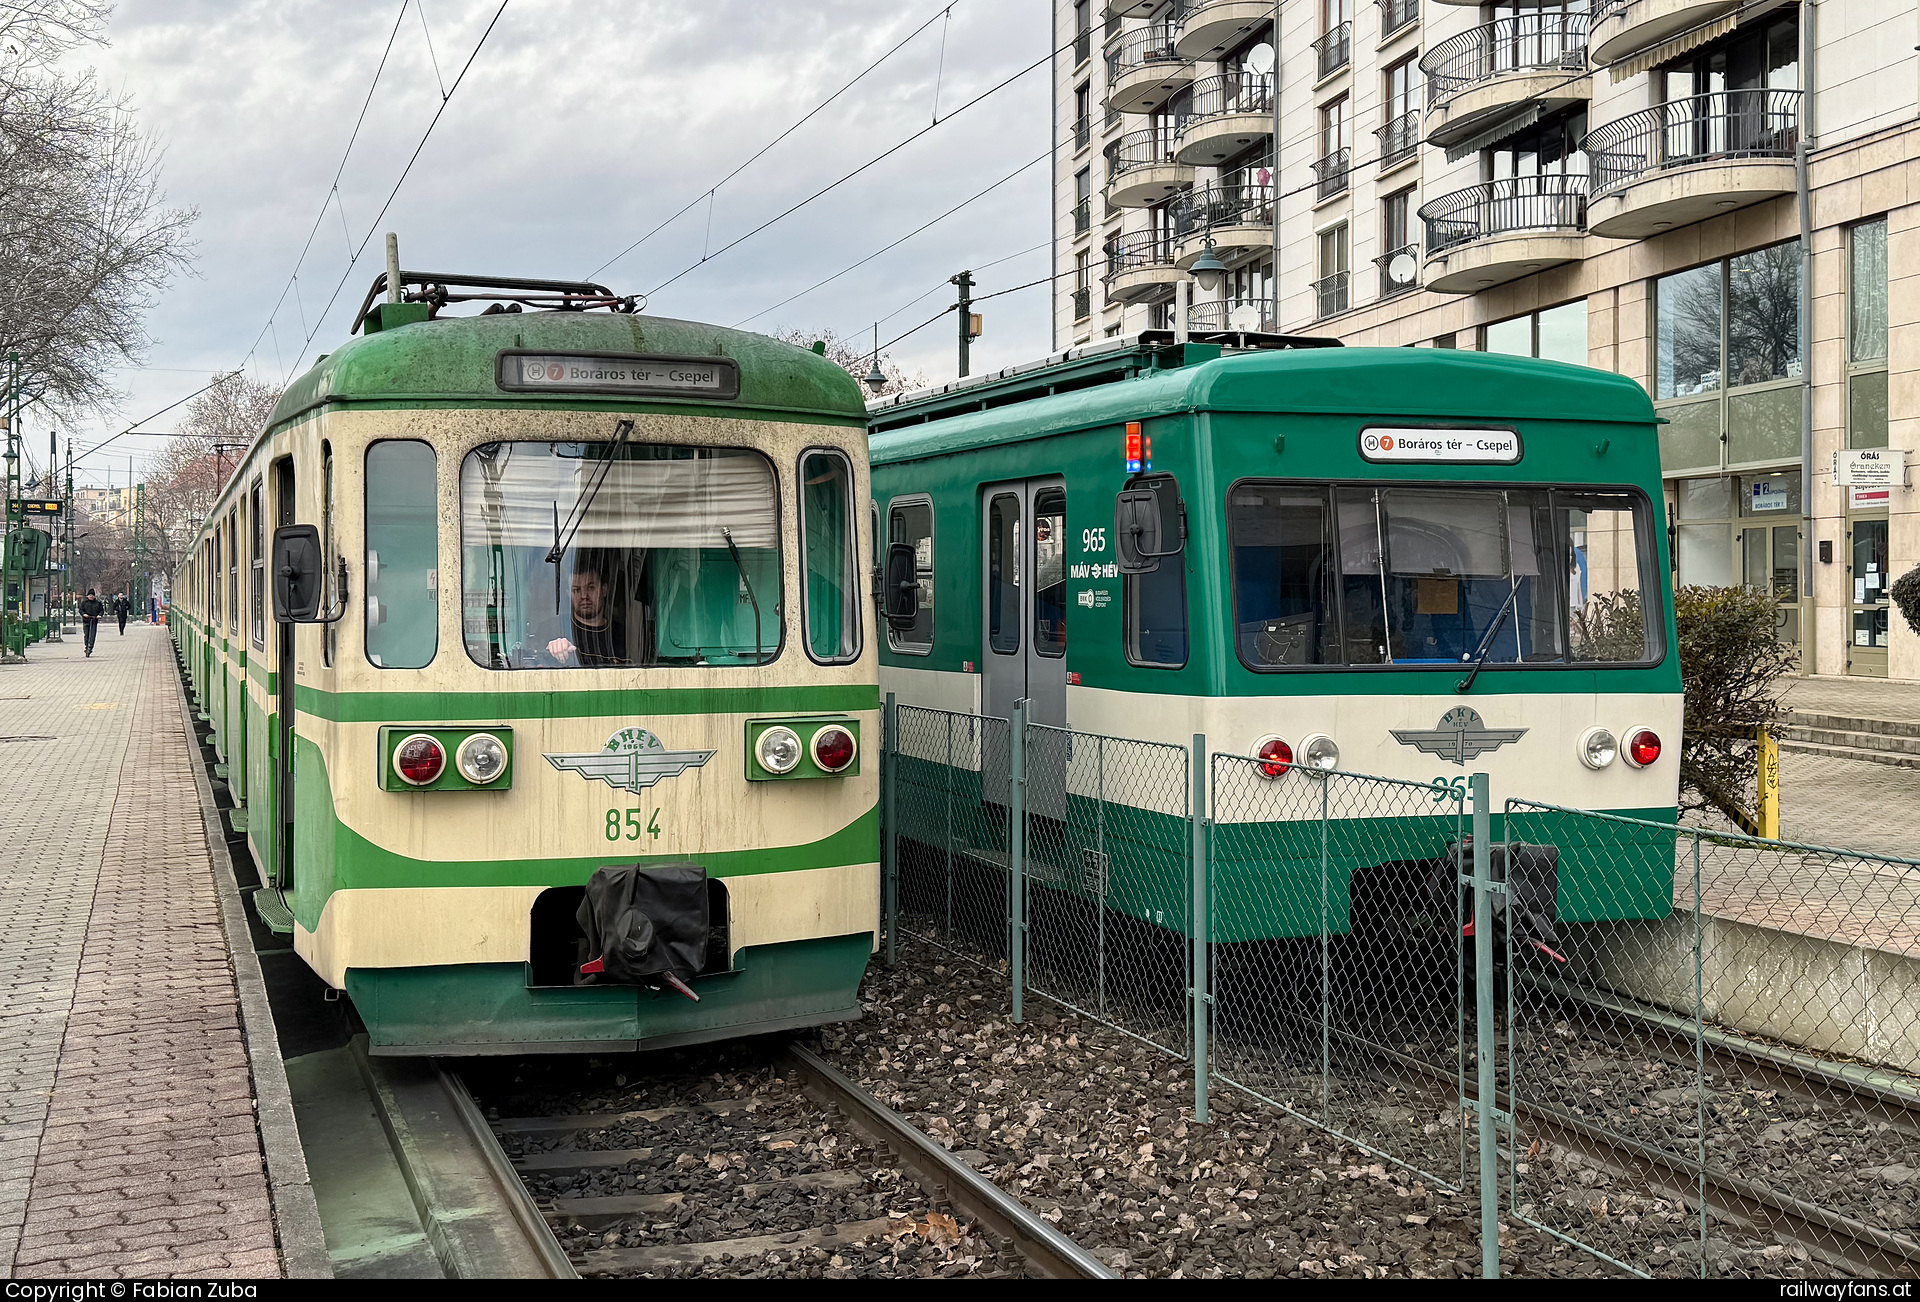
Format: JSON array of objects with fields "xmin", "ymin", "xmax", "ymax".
[
  {"xmin": 546, "ymin": 726, "xmax": 716, "ymax": 793},
  {"xmin": 1390, "ymin": 707, "xmax": 1526, "ymax": 767}
]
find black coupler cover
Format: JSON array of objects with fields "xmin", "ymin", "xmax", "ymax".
[{"xmin": 575, "ymin": 863, "xmax": 710, "ymax": 986}]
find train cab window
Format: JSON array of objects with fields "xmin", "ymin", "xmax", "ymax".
[
  {"xmin": 365, "ymin": 441, "xmax": 439, "ymax": 669},
  {"xmin": 1124, "ymin": 475, "xmax": 1187, "ymax": 668},
  {"xmin": 1563, "ymin": 491, "xmax": 1655, "ymax": 662},
  {"xmin": 800, "ymin": 449, "xmax": 861, "ymax": 664},
  {"xmin": 987, "ymin": 494, "xmax": 1020, "ymax": 655},
  {"xmin": 1230, "ymin": 486, "xmax": 1337, "ymax": 666},
  {"xmin": 1033, "ymin": 488, "xmax": 1066, "ymax": 657},
  {"xmin": 458, "ymin": 441, "xmax": 781, "ymax": 670},
  {"xmin": 887, "ymin": 498, "xmax": 934, "ymax": 653}
]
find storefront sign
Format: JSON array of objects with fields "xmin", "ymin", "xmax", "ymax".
[
  {"xmin": 1833, "ymin": 448, "xmax": 1907, "ymax": 488},
  {"xmin": 1750, "ymin": 482, "xmax": 1790, "ymax": 512},
  {"xmin": 1850, "ymin": 486, "xmax": 1892, "ymax": 509},
  {"xmin": 1358, "ymin": 427, "xmax": 1521, "ymax": 464}
]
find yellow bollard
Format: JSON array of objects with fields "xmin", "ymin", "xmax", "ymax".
[{"xmin": 1756, "ymin": 727, "xmax": 1780, "ymax": 840}]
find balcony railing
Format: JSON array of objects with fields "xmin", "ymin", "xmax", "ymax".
[
  {"xmin": 1422, "ymin": 14, "xmax": 1589, "ymax": 107},
  {"xmin": 1073, "ymin": 200, "xmax": 1092, "ymax": 235},
  {"xmin": 1072, "ymin": 287, "xmax": 1093, "ymax": 321},
  {"xmin": 1585, "ymin": 89, "xmax": 1803, "ymax": 195},
  {"xmin": 1110, "ymin": 24, "xmax": 1181, "ymax": 76},
  {"xmin": 1107, "ymin": 126, "xmax": 1180, "ymax": 179},
  {"xmin": 1418, "ymin": 174, "xmax": 1588, "ymax": 254},
  {"xmin": 1314, "ymin": 270, "xmax": 1350, "ymax": 319},
  {"xmin": 1589, "ymin": 0, "xmax": 1631, "ymax": 21},
  {"xmin": 1172, "ymin": 183, "xmax": 1274, "ymax": 236},
  {"xmin": 1376, "ymin": 110, "xmax": 1419, "ymax": 168},
  {"xmin": 1312, "ymin": 147, "xmax": 1351, "ymax": 201},
  {"xmin": 1105, "ymin": 229, "xmax": 1177, "ymax": 279},
  {"xmin": 1383, "ymin": 0, "xmax": 1419, "ymax": 38},
  {"xmin": 1314, "ymin": 22, "xmax": 1351, "ymax": 80},
  {"xmin": 1180, "ymin": 71, "xmax": 1274, "ymax": 127},
  {"xmin": 1074, "ymin": 114, "xmax": 1091, "ymax": 150},
  {"xmin": 1376, "ymin": 244, "xmax": 1421, "ymax": 298}
]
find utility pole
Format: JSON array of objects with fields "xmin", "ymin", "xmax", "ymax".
[
  {"xmin": 43, "ymin": 429, "xmax": 60, "ymax": 641},
  {"xmin": 951, "ymin": 270, "xmax": 980, "ymax": 379},
  {"xmin": 63, "ymin": 440, "xmax": 72, "ymax": 632},
  {"xmin": 2, "ymin": 351, "xmax": 18, "ymax": 658},
  {"xmin": 133, "ymin": 481, "xmax": 147, "ymax": 617}
]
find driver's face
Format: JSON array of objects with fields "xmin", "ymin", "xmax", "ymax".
[{"xmin": 571, "ymin": 571, "xmax": 605, "ymax": 622}]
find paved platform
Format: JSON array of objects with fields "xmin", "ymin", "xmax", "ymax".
[
  {"xmin": 0, "ymin": 624, "xmax": 286, "ymax": 1278},
  {"xmin": 1776, "ymin": 673, "xmax": 1920, "ymax": 725}
]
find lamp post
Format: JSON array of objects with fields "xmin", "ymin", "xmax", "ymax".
[{"xmin": 863, "ymin": 323, "xmax": 888, "ymax": 395}]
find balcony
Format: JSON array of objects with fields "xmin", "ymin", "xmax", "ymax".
[
  {"xmin": 1377, "ymin": 244, "xmax": 1421, "ymax": 299},
  {"xmin": 1314, "ymin": 271, "xmax": 1350, "ymax": 320},
  {"xmin": 1187, "ymin": 299, "xmax": 1276, "ymax": 333},
  {"xmin": 1171, "ymin": 183, "xmax": 1274, "ymax": 266},
  {"xmin": 1585, "ymin": 89, "xmax": 1801, "ymax": 238},
  {"xmin": 1375, "ymin": 110, "xmax": 1419, "ymax": 170},
  {"xmin": 1104, "ymin": 229, "xmax": 1182, "ymax": 303},
  {"xmin": 1173, "ymin": 0, "xmax": 1277, "ymax": 60},
  {"xmin": 1312, "ymin": 147, "xmax": 1351, "ymax": 202},
  {"xmin": 1104, "ymin": 128, "xmax": 1194, "ymax": 207},
  {"xmin": 1588, "ymin": 0, "xmax": 1741, "ymax": 67},
  {"xmin": 1105, "ymin": 25, "xmax": 1192, "ymax": 114},
  {"xmin": 1173, "ymin": 72, "xmax": 1273, "ymax": 164},
  {"xmin": 1382, "ymin": 0, "xmax": 1419, "ymax": 38},
  {"xmin": 1314, "ymin": 22, "xmax": 1351, "ymax": 81},
  {"xmin": 1418, "ymin": 175, "xmax": 1588, "ymax": 293},
  {"xmin": 1420, "ymin": 15, "xmax": 1590, "ymax": 152},
  {"xmin": 1106, "ymin": 0, "xmax": 1172, "ymax": 17}
]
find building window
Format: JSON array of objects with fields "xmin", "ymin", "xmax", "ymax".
[
  {"xmin": 1316, "ymin": 96, "xmax": 1350, "ymax": 199},
  {"xmin": 1849, "ymin": 218, "xmax": 1889, "ymax": 450},
  {"xmin": 1317, "ymin": 0, "xmax": 1352, "ymax": 78},
  {"xmin": 1481, "ymin": 300, "xmax": 1587, "ymax": 365},
  {"xmin": 1379, "ymin": 57, "xmax": 1419, "ymax": 167},
  {"xmin": 1074, "ymin": 167, "xmax": 1092, "ymax": 235},
  {"xmin": 1316, "ymin": 223, "xmax": 1350, "ymax": 318},
  {"xmin": 1074, "ymin": 83, "xmax": 1091, "ymax": 151},
  {"xmin": 1378, "ymin": 189, "xmax": 1417, "ymax": 298},
  {"xmin": 1073, "ymin": 249, "xmax": 1092, "ymax": 321},
  {"xmin": 1653, "ymin": 242, "xmax": 1802, "ymax": 474},
  {"xmin": 1073, "ymin": 0, "xmax": 1091, "ymax": 65}
]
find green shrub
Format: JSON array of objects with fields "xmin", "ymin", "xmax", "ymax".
[
  {"xmin": 1675, "ymin": 585, "xmax": 1797, "ymax": 824},
  {"xmin": 1891, "ymin": 564, "xmax": 1920, "ymax": 636}
]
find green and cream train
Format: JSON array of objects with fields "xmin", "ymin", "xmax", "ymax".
[
  {"xmin": 869, "ymin": 333, "xmax": 1684, "ymax": 938},
  {"xmin": 174, "ymin": 274, "xmax": 879, "ymax": 1054}
]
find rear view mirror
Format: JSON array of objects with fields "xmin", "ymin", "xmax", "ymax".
[
  {"xmin": 1116, "ymin": 487, "xmax": 1183, "ymax": 574},
  {"xmin": 272, "ymin": 525, "xmax": 324, "ymax": 623},
  {"xmin": 882, "ymin": 541, "xmax": 920, "ymax": 628}
]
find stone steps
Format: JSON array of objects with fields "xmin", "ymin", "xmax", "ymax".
[{"xmin": 1778, "ymin": 711, "xmax": 1920, "ymax": 769}]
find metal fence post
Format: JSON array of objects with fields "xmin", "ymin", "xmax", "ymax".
[
  {"xmin": 1190, "ymin": 733, "xmax": 1209, "ymax": 1125},
  {"xmin": 1471, "ymin": 772, "xmax": 1499, "ymax": 1279},
  {"xmin": 883, "ymin": 691, "xmax": 898, "ymax": 969},
  {"xmin": 1010, "ymin": 698, "xmax": 1026, "ymax": 1025}
]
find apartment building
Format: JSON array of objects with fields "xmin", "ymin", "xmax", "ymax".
[{"xmin": 1053, "ymin": 0, "xmax": 1920, "ymax": 679}]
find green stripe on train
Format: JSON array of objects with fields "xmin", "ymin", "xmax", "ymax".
[{"xmin": 292, "ymin": 683, "xmax": 879, "ymax": 723}]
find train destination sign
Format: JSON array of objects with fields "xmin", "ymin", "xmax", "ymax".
[
  {"xmin": 10, "ymin": 499, "xmax": 62, "ymax": 518},
  {"xmin": 497, "ymin": 351, "xmax": 742, "ymax": 400},
  {"xmin": 1359, "ymin": 427, "xmax": 1521, "ymax": 465}
]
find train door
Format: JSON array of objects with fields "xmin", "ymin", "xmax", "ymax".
[
  {"xmin": 274, "ymin": 459, "xmax": 296, "ymax": 888},
  {"xmin": 981, "ymin": 479, "xmax": 1068, "ymax": 818}
]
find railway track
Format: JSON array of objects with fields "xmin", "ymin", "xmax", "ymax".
[{"xmin": 466, "ymin": 1040, "xmax": 1114, "ymax": 1279}]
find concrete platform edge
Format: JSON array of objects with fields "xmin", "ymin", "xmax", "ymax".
[{"xmin": 171, "ymin": 656, "xmax": 333, "ymax": 1279}]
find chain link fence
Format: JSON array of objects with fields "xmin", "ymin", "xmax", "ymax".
[{"xmin": 888, "ymin": 705, "xmax": 1014, "ymax": 968}]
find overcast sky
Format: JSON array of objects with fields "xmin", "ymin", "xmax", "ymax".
[{"xmin": 61, "ymin": 0, "xmax": 1051, "ymax": 485}]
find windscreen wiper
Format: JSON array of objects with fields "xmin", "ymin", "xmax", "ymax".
[
  {"xmin": 546, "ymin": 419, "xmax": 634, "ymax": 563},
  {"xmin": 1456, "ymin": 583, "xmax": 1522, "ymax": 695},
  {"xmin": 720, "ymin": 526, "xmax": 766, "ymax": 666}
]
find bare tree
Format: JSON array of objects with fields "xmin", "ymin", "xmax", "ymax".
[
  {"xmin": 141, "ymin": 373, "xmax": 280, "ymax": 579},
  {"xmin": 772, "ymin": 327, "xmax": 926, "ymax": 399},
  {"xmin": 0, "ymin": 1, "xmax": 197, "ymax": 418}
]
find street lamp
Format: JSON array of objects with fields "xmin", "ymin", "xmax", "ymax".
[
  {"xmin": 863, "ymin": 322, "xmax": 888, "ymax": 395},
  {"xmin": 1190, "ymin": 238, "xmax": 1228, "ymax": 295}
]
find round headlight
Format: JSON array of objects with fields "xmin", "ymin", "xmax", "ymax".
[
  {"xmin": 1624, "ymin": 727, "xmax": 1662, "ymax": 769},
  {"xmin": 394, "ymin": 733, "xmax": 447, "ymax": 786},
  {"xmin": 1578, "ymin": 726, "xmax": 1618, "ymax": 770},
  {"xmin": 810, "ymin": 725, "xmax": 858, "ymax": 774},
  {"xmin": 456, "ymin": 732, "xmax": 508, "ymax": 784},
  {"xmin": 1253, "ymin": 734, "xmax": 1293, "ymax": 779},
  {"xmin": 757, "ymin": 725, "xmax": 803, "ymax": 775},
  {"xmin": 1299, "ymin": 733, "xmax": 1340, "ymax": 773}
]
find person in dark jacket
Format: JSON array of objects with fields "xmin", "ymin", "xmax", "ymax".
[
  {"xmin": 79, "ymin": 590, "xmax": 104, "ymax": 657},
  {"xmin": 113, "ymin": 591, "xmax": 130, "ymax": 634}
]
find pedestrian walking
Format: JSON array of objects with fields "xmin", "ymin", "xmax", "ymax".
[
  {"xmin": 79, "ymin": 590, "xmax": 103, "ymax": 657},
  {"xmin": 113, "ymin": 591, "xmax": 129, "ymax": 635}
]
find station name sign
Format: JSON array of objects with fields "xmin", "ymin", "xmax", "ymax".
[
  {"xmin": 497, "ymin": 351, "xmax": 742, "ymax": 401},
  {"xmin": 1359, "ymin": 427, "xmax": 1521, "ymax": 465}
]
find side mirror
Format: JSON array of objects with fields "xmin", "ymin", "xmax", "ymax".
[
  {"xmin": 272, "ymin": 524, "xmax": 324, "ymax": 623},
  {"xmin": 1115, "ymin": 487, "xmax": 1183, "ymax": 574},
  {"xmin": 882, "ymin": 541, "xmax": 920, "ymax": 629}
]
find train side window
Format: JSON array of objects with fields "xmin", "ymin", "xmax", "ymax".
[
  {"xmin": 227, "ymin": 511, "xmax": 239, "ymax": 636},
  {"xmin": 887, "ymin": 497, "xmax": 934, "ymax": 654},
  {"xmin": 365, "ymin": 441, "xmax": 439, "ymax": 669},
  {"xmin": 211, "ymin": 529, "xmax": 222, "ymax": 629},
  {"xmin": 1124, "ymin": 476, "xmax": 1187, "ymax": 668},
  {"xmin": 987, "ymin": 493, "xmax": 1020, "ymax": 655},
  {"xmin": 1564, "ymin": 490, "xmax": 1657, "ymax": 662},
  {"xmin": 321, "ymin": 442, "xmax": 336, "ymax": 667},
  {"xmin": 800, "ymin": 448, "xmax": 861, "ymax": 664},
  {"xmin": 1033, "ymin": 487, "xmax": 1066, "ymax": 657},
  {"xmin": 1229, "ymin": 484, "xmax": 1337, "ymax": 666},
  {"xmin": 249, "ymin": 479, "xmax": 265, "ymax": 648}
]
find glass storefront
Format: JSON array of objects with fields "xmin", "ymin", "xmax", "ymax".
[
  {"xmin": 1847, "ymin": 511, "xmax": 1890, "ymax": 677},
  {"xmin": 1673, "ymin": 470, "xmax": 1804, "ymax": 662}
]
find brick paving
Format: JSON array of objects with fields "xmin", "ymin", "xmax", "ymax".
[{"xmin": 0, "ymin": 625, "xmax": 280, "ymax": 1278}]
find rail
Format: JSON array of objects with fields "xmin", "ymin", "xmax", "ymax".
[
  {"xmin": 1105, "ymin": 126, "xmax": 1179, "ymax": 180},
  {"xmin": 1314, "ymin": 20, "xmax": 1351, "ymax": 79},
  {"xmin": 1421, "ymin": 13, "xmax": 1589, "ymax": 107},
  {"xmin": 1314, "ymin": 269, "xmax": 1349, "ymax": 319},
  {"xmin": 1585, "ymin": 88, "xmax": 1803, "ymax": 194},
  {"xmin": 1178, "ymin": 71, "xmax": 1273, "ymax": 128},
  {"xmin": 1172, "ymin": 182, "xmax": 1273, "ymax": 236},
  {"xmin": 1375, "ymin": 109, "xmax": 1419, "ymax": 168},
  {"xmin": 1418, "ymin": 173, "xmax": 1588, "ymax": 253},
  {"xmin": 1108, "ymin": 23, "xmax": 1181, "ymax": 76},
  {"xmin": 1104, "ymin": 228, "xmax": 1176, "ymax": 279},
  {"xmin": 1382, "ymin": 0, "xmax": 1419, "ymax": 38},
  {"xmin": 1312, "ymin": 146, "xmax": 1350, "ymax": 200},
  {"xmin": 1376, "ymin": 243, "xmax": 1420, "ymax": 298}
]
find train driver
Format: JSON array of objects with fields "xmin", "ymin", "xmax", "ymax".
[{"xmin": 536, "ymin": 551, "xmax": 631, "ymax": 667}]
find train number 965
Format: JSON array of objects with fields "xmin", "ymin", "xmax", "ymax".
[{"xmin": 1082, "ymin": 528, "xmax": 1107, "ymax": 552}]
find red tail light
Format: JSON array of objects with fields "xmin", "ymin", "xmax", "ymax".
[
  {"xmin": 1626, "ymin": 728, "xmax": 1662, "ymax": 768},
  {"xmin": 1255, "ymin": 735, "xmax": 1293, "ymax": 779},
  {"xmin": 811, "ymin": 726, "xmax": 858, "ymax": 773},
  {"xmin": 395, "ymin": 733, "xmax": 447, "ymax": 785}
]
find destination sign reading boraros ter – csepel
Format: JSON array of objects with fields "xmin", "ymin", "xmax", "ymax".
[
  {"xmin": 497, "ymin": 351, "xmax": 742, "ymax": 400},
  {"xmin": 1359, "ymin": 427, "xmax": 1521, "ymax": 465}
]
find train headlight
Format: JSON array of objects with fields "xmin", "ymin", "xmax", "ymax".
[
  {"xmin": 456, "ymin": 733, "xmax": 508, "ymax": 784},
  {"xmin": 757, "ymin": 726, "xmax": 803, "ymax": 775},
  {"xmin": 1578, "ymin": 726, "xmax": 1618, "ymax": 770},
  {"xmin": 394, "ymin": 733, "xmax": 447, "ymax": 786},
  {"xmin": 1299, "ymin": 734, "xmax": 1340, "ymax": 774},
  {"xmin": 1624, "ymin": 727, "xmax": 1662, "ymax": 768},
  {"xmin": 810, "ymin": 725, "xmax": 858, "ymax": 774},
  {"xmin": 1253, "ymin": 735, "xmax": 1294, "ymax": 779}
]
